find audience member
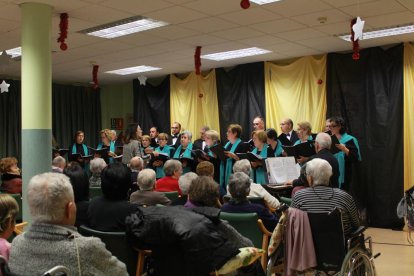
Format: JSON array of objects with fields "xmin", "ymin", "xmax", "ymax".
[
  {"xmin": 51, "ymin": 156, "xmax": 66, "ymax": 173},
  {"xmin": 9, "ymin": 173, "xmax": 128, "ymax": 275},
  {"xmin": 129, "ymin": 156, "xmax": 144, "ymax": 193},
  {"xmin": 129, "ymin": 169, "xmax": 170, "ymax": 206},
  {"xmin": 0, "ymin": 194, "xmax": 19, "ymax": 261},
  {"xmin": 171, "ymin": 172, "xmax": 198, "ymax": 206},
  {"xmin": 0, "ymin": 157, "xmax": 22, "ymax": 194},
  {"xmin": 155, "ymin": 159, "xmax": 182, "ymax": 194},
  {"xmin": 89, "ymin": 157, "xmax": 106, "ymax": 187},
  {"xmin": 196, "ymin": 161, "xmax": 214, "ymax": 178},
  {"xmin": 185, "ymin": 176, "xmax": 221, "ymax": 208}
]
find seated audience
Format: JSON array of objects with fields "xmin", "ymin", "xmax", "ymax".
[
  {"xmin": 171, "ymin": 172, "xmax": 198, "ymax": 206},
  {"xmin": 129, "ymin": 156, "xmax": 144, "ymax": 193},
  {"xmin": 291, "ymin": 158, "xmax": 360, "ymax": 236},
  {"xmin": 64, "ymin": 164, "xmax": 90, "ymax": 227},
  {"xmin": 9, "ymin": 173, "xmax": 128, "ymax": 275},
  {"xmin": 155, "ymin": 159, "xmax": 182, "ymax": 194},
  {"xmin": 0, "ymin": 157, "xmax": 22, "ymax": 194},
  {"xmin": 88, "ymin": 163, "xmax": 138, "ymax": 231},
  {"xmin": 89, "ymin": 157, "xmax": 106, "ymax": 187},
  {"xmin": 221, "ymin": 172, "xmax": 278, "ymax": 231},
  {"xmin": 0, "ymin": 194, "xmax": 19, "ymax": 261},
  {"xmin": 129, "ymin": 169, "xmax": 171, "ymax": 206},
  {"xmin": 51, "ymin": 156, "xmax": 66, "ymax": 173},
  {"xmin": 231, "ymin": 160, "xmax": 280, "ymax": 210},
  {"xmin": 196, "ymin": 161, "xmax": 214, "ymax": 178}
]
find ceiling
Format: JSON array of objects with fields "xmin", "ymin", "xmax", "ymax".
[{"xmin": 0, "ymin": 0, "xmax": 414, "ymax": 85}]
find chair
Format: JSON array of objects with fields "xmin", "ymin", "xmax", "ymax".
[
  {"xmin": 78, "ymin": 225, "xmax": 138, "ymax": 276},
  {"xmin": 42, "ymin": 265, "xmax": 70, "ymax": 276},
  {"xmin": 89, "ymin": 187, "xmax": 103, "ymax": 199},
  {"xmin": 279, "ymin": 196, "xmax": 291, "ymax": 206},
  {"xmin": 9, "ymin": 194, "xmax": 22, "ymax": 222},
  {"xmin": 219, "ymin": 212, "xmax": 272, "ymax": 270},
  {"xmin": 156, "ymin": 191, "xmax": 179, "ymax": 201}
]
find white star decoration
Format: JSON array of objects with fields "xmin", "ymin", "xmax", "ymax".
[
  {"xmin": 0, "ymin": 80, "xmax": 10, "ymax": 93},
  {"xmin": 137, "ymin": 75, "xmax": 147, "ymax": 86},
  {"xmin": 352, "ymin": 16, "xmax": 365, "ymax": 41}
]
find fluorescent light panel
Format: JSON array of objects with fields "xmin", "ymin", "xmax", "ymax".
[
  {"xmin": 201, "ymin": 47, "xmax": 272, "ymax": 61},
  {"xmin": 5, "ymin": 47, "xmax": 21, "ymax": 58},
  {"xmin": 250, "ymin": 0, "xmax": 282, "ymax": 4},
  {"xmin": 81, "ymin": 16, "xmax": 169, "ymax": 39},
  {"xmin": 105, "ymin": 65, "xmax": 161, "ymax": 75},
  {"xmin": 338, "ymin": 23, "xmax": 414, "ymax": 41}
]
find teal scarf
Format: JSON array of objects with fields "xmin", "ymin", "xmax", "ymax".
[
  {"xmin": 173, "ymin": 143, "xmax": 193, "ymax": 174},
  {"xmin": 293, "ymin": 135, "xmax": 313, "ymax": 146},
  {"xmin": 274, "ymin": 140, "xmax": 283, "ymax": 157},
  {"xmin": 220, "ymin": 138, "xmax": 241, "ymax": 194},
  {"xmin": 334, "ymin": 133, "xmax": 361, "ymax": 188},
  {"xmin": 97, "ymin": 141, "xmax": 115, "ymax": 163},
  {"xmin": 251, "ymin": 144, "xmax": 269, "ymax": 185},
  {"xmin": 72, "ymin": 143, "xmax": 88, "ymax": 156},
  {"xmin": 154, "ymin": 145, "xmax": 172, "ymax": 178}
]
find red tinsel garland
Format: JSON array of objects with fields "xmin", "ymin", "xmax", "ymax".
[
  {"xmin": 350, "ymin": 18, "xmax": 360, "ymax": 60},
  {"xmin": 240, "ymin": 0, "xmax": 250, "ymax": 9},
  {"xmin": 57, "ymin": 13, "xmax": 68, "ymax": 51},
  {"xmin": 194, "ymin": 46, "xmax": 202, "ymax": 75},
  {"xmin": 92, "ymin": 65, "xmax": 99, "ymax": 90}
]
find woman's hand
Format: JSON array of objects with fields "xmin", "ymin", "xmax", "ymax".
[
  {"xmin": 335, "ymin": 143, "xmax": 349, "ymax": 155},
  {"xmin": 225, "ymin": 151, "xmax": 239, "ymax": 160}
]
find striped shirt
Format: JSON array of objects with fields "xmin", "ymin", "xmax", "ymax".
[{"xmin": 291, "ymin": 185, "xmax": 360, "ymax": 236}]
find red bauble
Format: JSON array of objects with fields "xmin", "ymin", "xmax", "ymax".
[
  {"xmin": 198, "ymin": 93, "xmax": 203, "ymax": 98},
  {"xmin": 352, "ymin": 52, "xmax": 360, "ymax": 60},
  {"xmin": 317, "ymin": 79, "xmax": 323, "ymax": 85},
  {"xmin": 60, "ymin": 43, "xmax": 68, "ymax": 51},
  {"xmin": 240, "ymin": 0, "xmax": 250, "ymax": 9}
]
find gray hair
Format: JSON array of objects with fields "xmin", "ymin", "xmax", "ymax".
[
  {"xmin": 129, "ymin": 156, "xmax": 144, "ymax": 171},
  {"xmin": 228, "ymin": 172, "xmax": 251, "ymax": 200},
  {"xmin": 89, "ymin": 157, "xmax": 106, "ymax": 175},
  {"xmin": 178, "ymin": 172, "xmax": 198, "ymax": 195},
  {"xmin": 233, "ymin": 159, "xmax": 251, "ymax": 176},
  {"xmin": 52, "ymin": 156, "xmax": 66, "ymax": 167},
  {"xmin": 182, "ymin": 130, "xmax": 192, "ymax": 141},
  {"xmin": 137, "ymin": 169, "xmax": 156, "ymax": 191},
  {"xmin": 315, "ymin": 132, "xmax": 332, "ymax": 150},
  {"xmin": 201, "ymin": 126, "xmax": 210, "ymax": 132},
  {"xmin": 305, "ymin": 158, "xmax": 332, "ymax": 186},
  {"xmin": 164, "ymin": 159, "xmax": 182, "ymax": 176},
  {"xmin": 27, "ymin": 173, "xmax": 74, "ymax": 224}
]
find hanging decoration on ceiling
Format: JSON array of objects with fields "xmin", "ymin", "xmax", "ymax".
[
  {"xmin": 92, "ymin": 65, "xmax": 99, "ymax": 89},
  {"xmin": 57, "ymin": 13, "xmax": 69, "ymax": 51},
  {"xmin": 0, "ymin": 80, "xmax": 10, "ymax": 93},
  {"xmin": 194, "ymin": 46, "xmax": 202, "ymax": 75},
  {"xmin": 137, "ymin": 75, "xmax": 147, "ymax": 86},
  {"xmin": 0, "ymin": 51, "xmax": 13, "ymax": 70},
  {"xmin": 350, "ymin": 17, "xmax": 364, "ymax": 60},
  {"xmin": 240, "ymin": 0, "xmax": 250, "ymax": 9}
]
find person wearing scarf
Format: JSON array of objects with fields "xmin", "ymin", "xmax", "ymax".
[
  {"xmin": 173, "ymin": 131, "xmax": 194, "ymax": 175},
  {"xmin": 251, "ymin": 130, "xmax": 274, "ymax": 185},
  {"xmin": 69, "ymin": 130, "xmax": 89, "ymax": 168},
  {"xmin": 152, "ymin": 133, "xmax": 173, "ymax": 179},
  {"xmin": 96, "ymin": 129, "xmax": 116, "ymax": 164}
]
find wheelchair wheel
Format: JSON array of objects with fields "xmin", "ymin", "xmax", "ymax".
[{"xmin": 340, "ymin": 246, "xmax": 376, "ymax": 276}]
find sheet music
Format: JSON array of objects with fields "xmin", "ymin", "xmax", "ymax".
[{"xmin": 265, "ymin": 157, "xmax": 300, "ymax": 185}]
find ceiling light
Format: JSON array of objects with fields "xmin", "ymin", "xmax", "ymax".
[
  {"xmin": 337, "ymin": 23, "xmax": 414, "ymax": 41},
  {"xmin": 105, "ymin": 65, "xmax": 162, "ymax": 75},
  {"xmin": 79, "ymin": 16, "xmax": 169, "ymax": 39},
  {"xmin": 250, "ymin": 0, "xmax": 282, "ymax": 5},
  {"xmin": 201, "ymin": 47, "xmax": 272, "ymax": 61},
  {"xmin": 5, "ymin": 47, "xmax": 21, "ymax": 58}
]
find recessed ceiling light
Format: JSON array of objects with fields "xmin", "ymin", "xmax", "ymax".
[
  {"xmin": 105, "ymin": 65, "xmax": 162, "ymax": 75},
  {"xmin": 5, "ymin": 47, "xmax": 21, "ymax": 58},
  {"xmin": 201, "ymin": 47, "xmax": 272, "ymax": 61},
  {"xmin": 79, "ymin": 16, "xmax": 169, "ymax": 39},
  {"xmin": 337, "ymin": 23, "xmax": 414, "ymax": 41},
  {"xmin": 250, "ymin": 0, "xmax": 282, "ymax": 5}
]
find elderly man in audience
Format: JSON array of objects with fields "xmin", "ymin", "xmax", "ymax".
[
  {"xmin": 231, "ymin": 159, "xmax": 280, "ymax": 210},
  {"xmin": 88, "ymin": 163, "xmax": 138, "ymax": 231},
  {"xmin": 291, "ymin": 158, "xmax": 360, "ymax": 236},
  {"xmin": 51, "ymin": 156, "xmax": 66, "ymax": 173},
  {"xmin": 155, "ymin": 159, "xmax": 182, "ymax": 194},
  {"xmin": 89, "ymin": 157, "xmax": 106, "ymax": 187},
  {"xmin": 9, "ymin": 173, "xmax": 128, "ymax": 275},
  {"xmin": 129, "ymin": 156, "xmax": 144, "ymax": 192},
  {"xmin": 171, "ymin": 172, "xmax": 198, "ymax": 206},
  {"xmin": 221, "ymin": 172, "xmax": 279, "ymax": 231},
  {"xmin": 130, "ymin": 169, "xmax": 171, "ymax": 206}
]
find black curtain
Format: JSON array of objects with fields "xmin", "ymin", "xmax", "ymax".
[
  {"xmin": 216, "ymin": 62, "xmax": 265, "ymax": 142},
  {"xmin": 52, "ymin": 84, "xmax": 102, "ymax": 149},
  {"xmin": 0, "ymin": 80, "xmax": 21, "ymax": 160},
  {"xmin": 326, "ymin": 45, "xmax": 404, "ymax": 228},
  {"xmin": 133, "ymin": 77, "xmax": 170, "ymax": 134}
]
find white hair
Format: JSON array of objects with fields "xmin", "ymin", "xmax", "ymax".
[
  {"xmin": 182, "ymin": 130, "xmax": 192, "ymax": 141},
  {"xmin": 233, "ymin": 159, "xmax": 251, "ymax": 176},
  {"xmin": 315, "ymin": 132, "xmax": 332, "ymax": 150},
  {"xmin": 27, "ymin": 173, "xmax": 74, "ymax": 224},
  {"xmin": 52, "ymin": 156, "xmax": 66, "ymax": 167},
  {"xmin": 137, "ymin": 169, "xmax": 156, "ymax": 191},
  {"xmin": 178, "ymin": 172, "xmax": 198, "ymax": 195},
  {"xmin": 89, "ymin": 157, "xmax": 107, "ymax": 175},
  {"xmin": 164, "ymin": 159, "xmax": 182, "ymax": 176},
  {"xmin": 129, "ymin": 156, "xmax": 144, "ymax": 171},
  {"xmin": 305, "ymin": 158, "xmax": 332, "ymax": 186}
]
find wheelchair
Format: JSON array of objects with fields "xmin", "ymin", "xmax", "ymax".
[{"xmin": 267, "ymin": 206, "xmax": 380, "ymax": 276}]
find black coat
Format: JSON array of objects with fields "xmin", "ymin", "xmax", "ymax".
[{"xmin": 168, "ymin": 134, "xmax": 181, "ymax": 149}]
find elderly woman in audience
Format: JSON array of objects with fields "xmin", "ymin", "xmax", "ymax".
[
  {"xmin": 171, "ymin": 172, "xmax": 198, "ymax": 206},
  {"xmin": 122, "ymin": 123, "xmax": 143, "ymax": 165},
  {"xmin": 250, "ymin": 130, "xmax": 273, "ymax": 184},
  {"xmin": 64, "ymin": 164, "xmax": 90, "ymax": 227},
  {"xmin": 222, "ymin": 172, "xmax": 278, "ymax": 231},
  {"xmin": 88, "ymin": 162, "xmax": 137, "ymax": 231},
  {"xmin": 231, "ymin": 159, "xmax": 280, "ymax": 210},
  {"xmin": 291, "ymin": 158, "xmax": 360, "ymax": 236},
  {"xmin": 173, "ymin": 130, "xmax": 194, "ymax": 174},
  {"xmin": 9, "ymin": 173, "xmax": 128, "ymax": 275},
  {"xmin": 129, "ymin": 169, "xmax": 170, "ymax": 206},
  {"xmin": 151, "ymin": 132, "xmax": 173, "ymax": 179},
  {"xmin": 89, "ymin": 157, "xmax": 106, "ymax": 187},
  {"xmin": 155, "ymin": 159, "xmax": 182, "ymax": 194},
  {"xmin": 0, "ymin": 157, "xmax": 22, "ymax": 194}
]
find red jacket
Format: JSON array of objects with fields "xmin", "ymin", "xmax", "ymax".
[{"xmin": 155, "ymin": 176, "xmax": 182, "ymax": 195}]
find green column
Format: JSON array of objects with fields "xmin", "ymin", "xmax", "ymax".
[{"xmin": 21, "ymin": 3, "xmax": 53, "ymax": 223}]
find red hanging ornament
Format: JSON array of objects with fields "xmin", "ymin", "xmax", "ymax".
[
  {"xmin": 240, "ymin": 0, "xmax": 250, "ymax": 9},
  {"xmin": 350, "ymin": 18, "xmax": 360, "ymax": 60},
  {"xmin": 57, "ymin": 13, "xmax": 69, "ymax": 51},
  {"xmin": 194, "ymin": 46, "xmax": 202, "ymax": 75},
  {"xmin": 317, "ymin": 79, "xmax": 323, "ymax": 85},
  {"xmin": 92, "ymin": 65, "xmax": 99, "ymax": 90}
]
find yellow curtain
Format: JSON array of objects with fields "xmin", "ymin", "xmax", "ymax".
[
  {"xmin": 170, "ymin": 70, "xmax": 220, "ymax": 139},
  {"xmin": 265, "ymin": 55, "xmax": 327, "ymax": 133},
  {"xmin": 404, "ymin": 43, "xmax": 414, "ymax": 191}
]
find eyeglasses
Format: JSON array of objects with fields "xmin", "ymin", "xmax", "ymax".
[{"xmin": 171, "ymin": 127, "xmax": 178, "ymax": 129}]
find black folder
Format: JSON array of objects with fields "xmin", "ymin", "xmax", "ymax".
[
  {"xmin": 52, "ymin": 148, "xmax": 69, "ymax": 157},
  {"xmin": 209, "ymin": 144, "xmax": 227, "ymax": 161},
  {"xmin": 88, "ymin": 147, "xmax": 109, "ymax": 155},
  {"xmin": 191, "ymin": 149, "xmax": 209, "ymax": 160},
  {"xmin": 151, "ymin": 152, "xmax": 170, "ymax": 162},
  {"xmin": 71, "ymin": 153, "xmax": 93, "ymax": 160},
  {"xmin": 282, "ymin": 141, "xmax": 316, "ymax": 158},
  {"xmin": 330, "ymin": 135, "xmax": 341, "ymax": 155},
  {"xmin": 236, "ymin": 152, "xmax": 263, "ymax": 162}
]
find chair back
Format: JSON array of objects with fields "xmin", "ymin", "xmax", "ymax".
[
  {"xmin": 89, "ymin": 187, "xmax": 103, "ymax": 199},
  {"xmin": 307, "ymin": 209, "xmax": 346, "ymax": 272},
  {"xmin": 78, "ymin": 225, "xmax": 137, "ymax": 276},
  {"xmin": 10, "ymin": 194, "xmax": 22, "ymax": 222},
  {"xmin": 223, "ymin": 196, "xmax": 265, "ymax": 206},
  {"xmin": 157, "ymin": 191, "xmax": 179, "ymax": 201},
  {"xmin": 219, "ymin": 212, "xmax": 262, "ymax": 248}
]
